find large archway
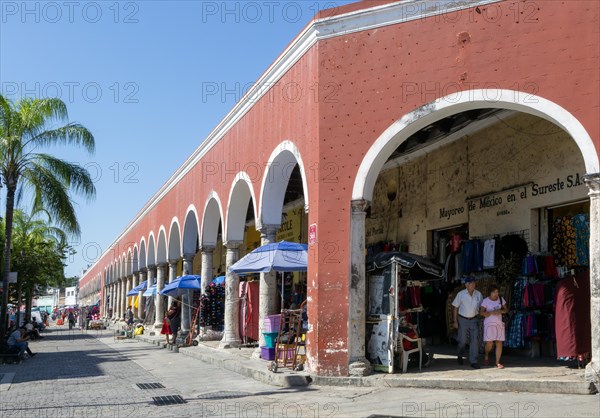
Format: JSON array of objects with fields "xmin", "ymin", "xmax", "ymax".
[{"xmin": 349, "ymin": 89, "xmax": 600, "ymax": 380}]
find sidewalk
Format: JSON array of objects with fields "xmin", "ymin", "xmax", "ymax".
[{"xmin": 130, "ymin": 326, "xmax": 596, "ymax": 395}]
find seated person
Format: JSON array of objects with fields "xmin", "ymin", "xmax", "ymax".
[
  {"xmin": 24, "ymin": 321, "xmax": 43, "ymax": 339},
  {"xmin": 7, "ymin": 327, "xmax": 36, "ymax": 358},
  {"xmin": 398, "ymin": 315, "xmax": 433, "ymax": 367},
  {"xmin": 32, "ymin": 318, "xmax": 45, "ymax": 332}
]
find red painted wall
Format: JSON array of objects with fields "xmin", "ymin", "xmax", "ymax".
[{"xmin": 82, "ymin": 0, "xmax": 599, "ymax": 375}]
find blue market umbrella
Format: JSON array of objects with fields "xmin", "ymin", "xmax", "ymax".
[
  {"xmin": 229, "ymin": 241, "xmax": 308, "ymax": 308},
  {"xmin": 212, "ymin": 275, "xmax": 225, "ymax": 285},
  {"xmin": 160, "ymin": 275, "xmax": 201, "ymax": 297},
  {"xmin": 127, "ymin": 280, "xmax": 148, "ymax": 296},
  {"xmin": 228, "ymin": 241, "xmax": 308, "ymax": 274},
  {"xmin": 143, "ymin": 284, "xmax": 157, "ymax": 297}
]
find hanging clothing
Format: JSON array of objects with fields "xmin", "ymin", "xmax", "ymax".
[
  {"xmin": 483, "ymin": 239, "xmax": 496, "ymax": 269},
  {"xmin": 571, "ymin": 214, "xmax": 590, "ymax": 266},
  {"xmin": 554, "ymin": 270, "xmax": 591, "ymax": 358},
  {"xmin": 552, "ymin": 216, "xmax": 577, "ymax": 267}
]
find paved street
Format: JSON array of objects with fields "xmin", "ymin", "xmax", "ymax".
[{"xmin": 1, "ymin": 328, "xmax": 599, "ymax": 417}]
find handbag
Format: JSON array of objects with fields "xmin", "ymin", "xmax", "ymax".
[{"xmin": 500, "ymin": 296, "xmax": 509, "ymax": 324}]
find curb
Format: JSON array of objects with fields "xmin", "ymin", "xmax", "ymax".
[
  {"xmin": 310, "ymin": 375, "xmax": 595, "ymax": 395},
  {"xmin": 127, "ymin": 330, "xmax": 594, "ymax": 395},
  {"xmin": 178, "ymin": 345, "xmax": 310, "ymax": 387}
]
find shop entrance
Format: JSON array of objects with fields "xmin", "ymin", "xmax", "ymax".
[{"xmin": 361, "ymin": 105, "xmax": 593, "ymax": 373}]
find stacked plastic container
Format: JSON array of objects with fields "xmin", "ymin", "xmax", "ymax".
[{"xmin": 260, "ymin": 314, "xmax": 281, "ymax": 360}]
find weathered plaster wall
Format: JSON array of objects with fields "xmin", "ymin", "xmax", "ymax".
[{"xmin": 367, "ymin": 113, "xmax": 588, "ymax": 253}]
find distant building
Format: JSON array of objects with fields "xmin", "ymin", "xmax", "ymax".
[{"xmin": 65, "ymin": 286, "xmax": 77, "ymax": 306}]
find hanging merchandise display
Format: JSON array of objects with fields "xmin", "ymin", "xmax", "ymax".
[{"xmin": 199, "ymin": 283, "xmax": 225, "ymax": 331}]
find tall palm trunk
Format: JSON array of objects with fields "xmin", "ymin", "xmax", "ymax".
[
  {"xmin": 15, "ymin": 279, "xmax": 22, "ymax": 327},
  {"xmin": 1, "ymin": 185, "xmax": 17, "ymax": 338}
]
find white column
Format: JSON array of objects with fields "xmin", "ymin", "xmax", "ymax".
[
  {"xmin": 253, "ymin": 224, "xmax": 279, "ymax": 357},
  {"xmin": 200, "ymin": 246, "xmax": 215, "ymax": 295},
  {"xmin": 584, "ymin": 173, "xmax": 600, "ymax": 389},
  {"xmin": 131, "ymin": 272, "xmax": 138, "ymax": 314},
  {"xmin": 121, "ymin": 277, "xmax": 127, "ymax": 319},
  {"xmin": 219, "ymin": 240, "xmax": 243, "ymax": 349},
  {"xmin": 147, "ymin": 266, "xmax": 156, "ymax": 325},
  {"xmin": 137, "ymin": 269, "xmax": 146, "ymax": 320},
  {"xmin": 154, "ymin": 263, "xmax": 166, "ymax": 327},
  {"xmin": 180, "ymin": 254, "xmax": 194, "ymax": 335},
  {"xmin": 167, "ymin": 259, "xmax": 178, "ymax": 308},
  {"xmin": 348, "ymin": 199, "xmax": 372, "ymax": 376},
  {"xmin": 111, "ymin": 283, "xmax": 117, "ymax": 319}
]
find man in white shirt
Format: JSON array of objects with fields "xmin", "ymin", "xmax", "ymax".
[{"xmin": 452, "ymin": 278, "xmax": 483, "ymax": 368}]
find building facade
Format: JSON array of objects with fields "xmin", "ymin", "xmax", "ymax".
[{"xmin": 78, "ymin": 0, "xmax": 600, "ymax": 384}]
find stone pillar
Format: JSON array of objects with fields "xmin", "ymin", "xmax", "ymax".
[
  {"xmin": 154, "ymin": 263, "xmax": 167, "ymax": 327},
  {"xmin": 147, "ymin": 266, "xmax": 156, "ymax": 325},
  {"xmin": 200, "ymin": 246, "xmax": 215, "ymax": 295},
  {"xmin": 253, "ymin": 224, "xmax": 279, "ymax": 358},
  {"xmin": 584, "ymin": 173, "xmax": 600, "ymax": 390},
  {"xmin": 111, "ymin": 283, "xmax": 117, "ymax": 319},
  {"xmin": 219, "ymin": 241, "xmax": 243, "ymax": 349},
  {"xmin": 167, "ymin": 259, "xmax": 178, "ymax": 308},
  {"xmin": 348, "ymin": 199, "xmax": 372, "ymax": 376},
  {"xmin": 131, "ymin": 272, "xmax": 138, "ymax": 309},
  {"xmin": 121, "ymin": 278, "xmax": 127, "ymax": 320},
  {"xmin": 137, "ymin": 269, "xmax": 146, "ymax": 320},
  {"xmin": 180, "ymin": 254, "xmax": 194, "ymax": 335}
]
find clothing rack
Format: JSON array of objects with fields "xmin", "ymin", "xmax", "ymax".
[{"xmin": 471, "ymin": 228, "xmax": 530, "ymax": 245}]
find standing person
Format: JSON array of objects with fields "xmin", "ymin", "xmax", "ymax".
[
  {"xmin": 126, "ymin": 306, "xmax": 134, "ymax": 327},
  {"xmin": 479, "ymin": 285, "xmax": 508, "ymax": 368},
  {"xmin": 166, "ymin": 300, "xmax": 181, "ymax": 345},
  {"xmin": 67, "ymin": 311, "xmax": 76, "ymax": 330},
  {"xmin": 160, "ymin": 309, "xmax": 172, "ymax": 346},
  {"xmin": 452, "ymin": 277, "xmax": 483, "ymax": 369}
]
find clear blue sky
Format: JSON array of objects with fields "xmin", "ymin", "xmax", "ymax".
[{"xmin": 0, "ymin": 0, "xmax": 355, "ymax": 277}]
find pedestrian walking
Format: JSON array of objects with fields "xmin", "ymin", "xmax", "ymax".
[
  {"xmin": 480, "ymin": 284, "xmax": 508, "ymax": 368},
  {"xmin": 452, "ymin": 277, "xmax": 483, "ymax": 369}
]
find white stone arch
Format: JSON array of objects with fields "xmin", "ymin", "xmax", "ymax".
[
  {"xmin": 183, "ymin": 205, "xmax": 200, "ymax": 255},
  {"xmin": 139, "ymin": 238, "xmax": 147, "ymax": 270},
  {"xmin": 168, "ymin": 217, "xmax": 182, "ymax": 261},
  {"xmin": 259, "ymin": 140, "xmax": 310, "ymax": 227},
  {"xmin": 353, "ymin": 89, "xmax": 600, "ymax": 201},
  {"xmin": 201, "ymin": 193, "xmax": 225, "ymax": 247},
  {"xmin": 121, "ymin": 253, "xmax": 127, "ymax": 278},
  {"xmin": 225, "ymin": 172, "xmax": 258, "ymax": 242},
  {"xmin": 126, "ymin": 249, "xmax": 133, "ymax": 277},
  {"xmin": 147, "ymin": 232, "xmax": 156, "ymax": 267},
  {"xmin": 133, "ymin": 245, "xmax": 139, "ymax": 273},
  {"xmin": 156, "ymin": 226, "xmax": 168, "ymax": 265}
]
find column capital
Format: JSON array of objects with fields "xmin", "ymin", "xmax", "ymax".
[
  {"xmin": 351, "ymin": 199, "xmax": 371, "ymax": 213},
  {"xmin": 168, "ymin": 258, "xmax": 179, "ymax": 266},
  {"xmin": 224, "ymin": 240, "xmax": 243, "ymax": 249},
  {"xmin": 199, "ymin": 245, "xmax": 216, "ymax": 253},
  {"xmin": 183, "ymin": 253, "xmax": 195, "ymax": 261},
  {"xmin": 584, "ymin": 173, "xmax": 600, "ymax": 195},
  {"xmin": 156, "ymin": 261, "xmax": 168, "ymax": 268},
  {"xmin": 258, "ymin": 224, "xmax": 280, "ymax": 237},
  {"xmin": 140, "ymin": 267, "xmax": 148, "ymax": 273},
  {"xmin": 147, "ymin": 264, "xmax": 156, "ymax": 270}
]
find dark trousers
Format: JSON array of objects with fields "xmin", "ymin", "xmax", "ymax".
[{"xmin": 457, "ymin": 316, "xmax": 480, "ymax": 364}]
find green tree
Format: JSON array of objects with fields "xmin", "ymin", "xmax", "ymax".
[
  {"xmin": 8, "ymin": 209, "xmax": 69, "ymax": 322},
  {"xmin": 0, "ymin": 95, "xmax": 95, "ymax": 338}
]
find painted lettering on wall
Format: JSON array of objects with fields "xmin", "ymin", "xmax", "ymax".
[{"xmin": 435, "ymin": 172, "xmax": 585, "ymax": 221}]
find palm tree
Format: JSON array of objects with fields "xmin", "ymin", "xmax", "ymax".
[{"xmin": 0, "ymin": 95, "xmax": 95, "ymax": 338}]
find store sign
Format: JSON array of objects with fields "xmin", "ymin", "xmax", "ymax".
[
  {"xmin": 309, "ymin": 223, "xmax": 317, "ymax": 245},
  {"xmin": 8, "ymin": 272, "xmax": 17, "ymax": 284}
]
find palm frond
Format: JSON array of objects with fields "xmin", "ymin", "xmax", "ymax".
[
  {"xmin": 22, "ymin": 165, "xmax": 81, "ymax": 236},
  {"xmin": 27, "ymin": 123, "xmax": 95, "ymax": 154},
  {"xmin": 33, "ymin": 154, "xmax": 96, "ymax": 201}
]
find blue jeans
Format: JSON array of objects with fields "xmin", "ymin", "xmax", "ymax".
[
  {"xmin": 11, "ymin": 342, "xmax": 29, "ymax": 356},
  {"xmin": 457, "ymin": 316, "xmax": 480, "ymax": 364}
]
